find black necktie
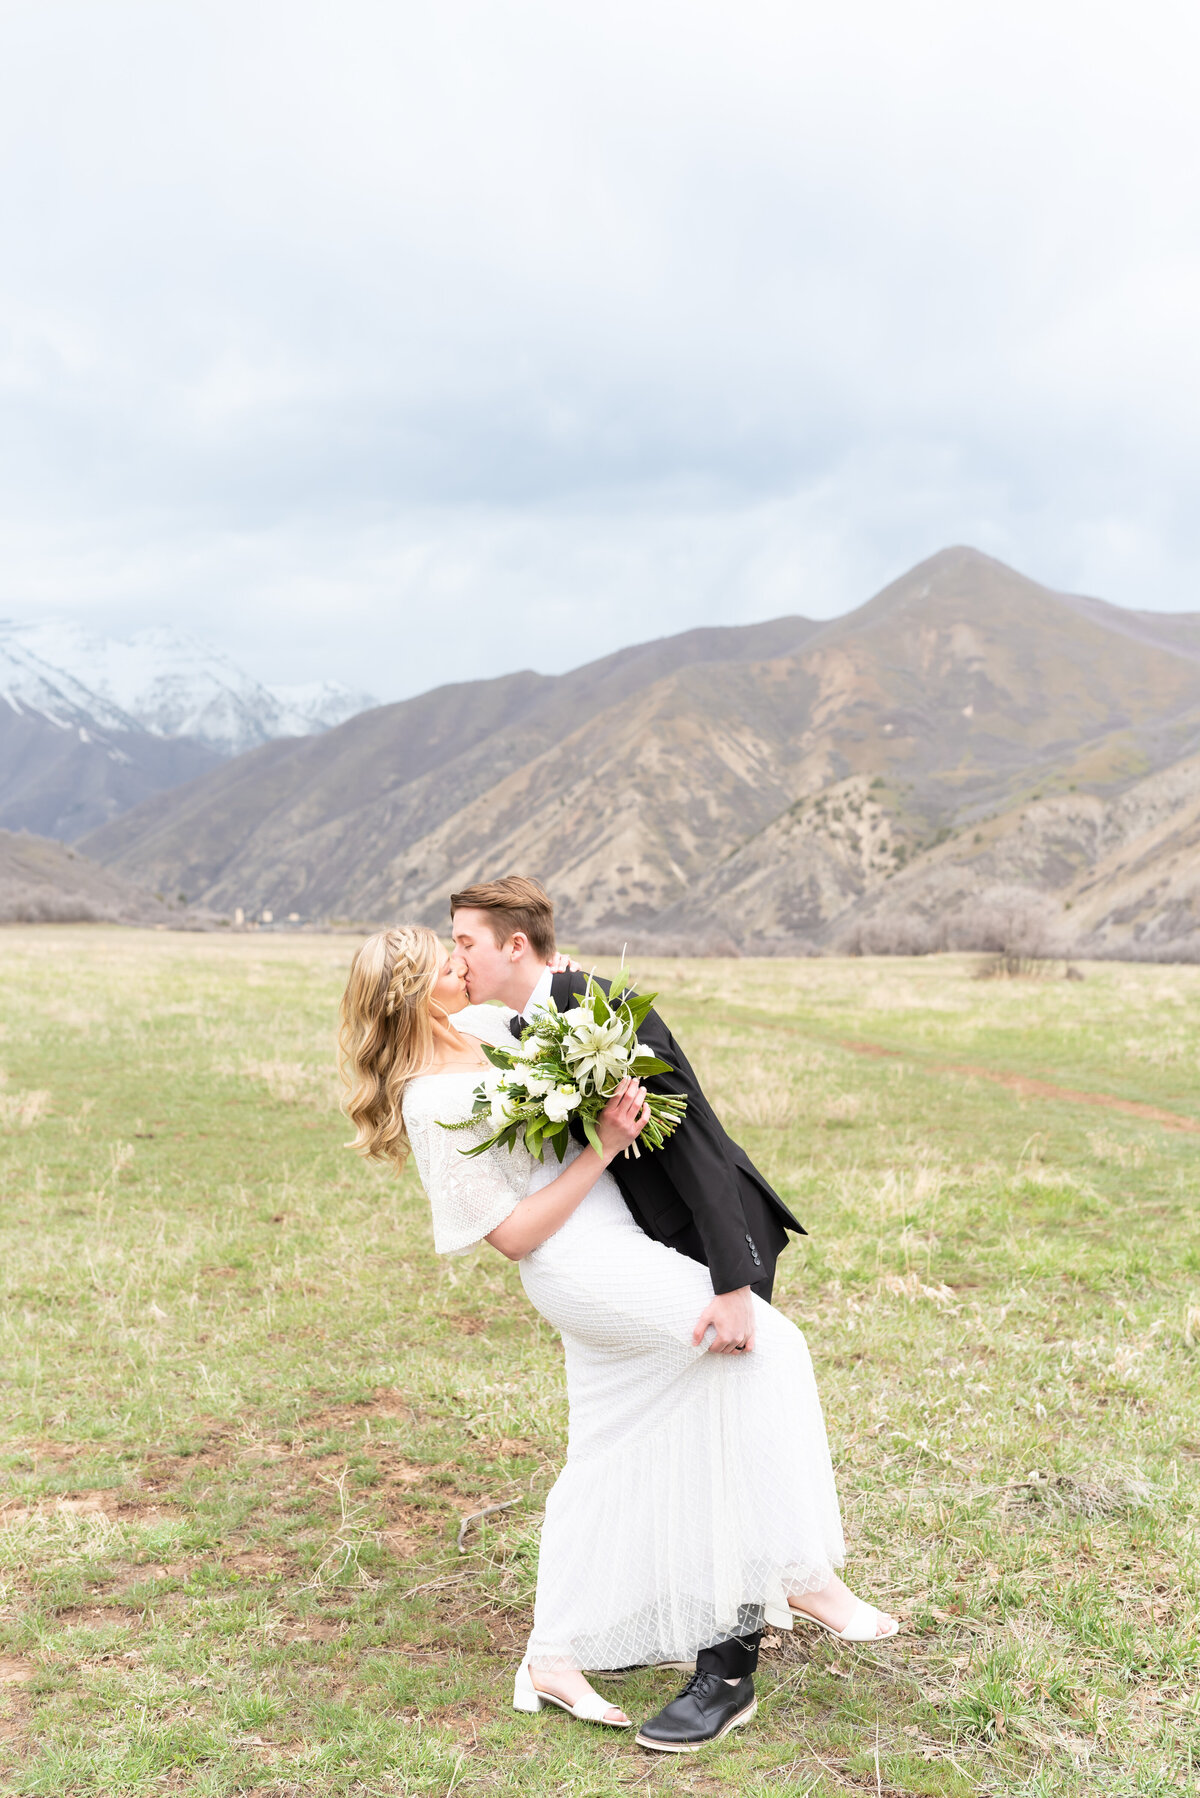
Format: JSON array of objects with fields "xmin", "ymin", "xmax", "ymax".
[{"xmin": 508, "ymin": 1013, "xmax": 526, "ymax": 1041}]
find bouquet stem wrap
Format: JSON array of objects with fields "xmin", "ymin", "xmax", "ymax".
[{"xmin": 439, "ymin": 971, "xmax": 687, "ymax": 1162}]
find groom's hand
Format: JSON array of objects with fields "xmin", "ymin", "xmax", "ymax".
[{"xmin": 692, "ymin": 1286, "xmax": 755, "ymax": 1355}]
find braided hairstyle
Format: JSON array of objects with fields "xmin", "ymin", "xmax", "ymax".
[{"xmin": 338, "ymin": 924, "xmax": 443, "ymax": 1168}]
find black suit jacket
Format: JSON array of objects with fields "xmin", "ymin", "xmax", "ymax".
[{"xmin": 546, "ymin": 968, "xmax": 805, "ymax": 1295}]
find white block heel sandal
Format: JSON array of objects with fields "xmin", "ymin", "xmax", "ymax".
[
  {"xmin": 789, "ymin": 1598, "xmax": 900, "ymax": 1643},
  {"xmin": 513, "ymin": 1655, "xmax": 632, "ymax": 1727}
]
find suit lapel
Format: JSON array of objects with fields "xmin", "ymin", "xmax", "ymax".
[{"xmin": 550, "ymin": 967, "xmax": 578, "ymax": 1013}]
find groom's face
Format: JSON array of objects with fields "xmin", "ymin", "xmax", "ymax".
[{"xmin": 451, "ymin": 907, "xmax": 511, "ymax": 1003}]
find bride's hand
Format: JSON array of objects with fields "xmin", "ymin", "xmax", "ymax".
[
  {"xmin": 547, "ymin": 952, "xmax": 581, "ymax": 973},
  {"xmin": 595, "ymin": 1077, "xmax": 650, "ymax": 1161}
]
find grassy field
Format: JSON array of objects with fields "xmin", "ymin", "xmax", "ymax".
[{"xmin": 0, "ymin": 927, "xmax": 1197, "ymax": 1798}]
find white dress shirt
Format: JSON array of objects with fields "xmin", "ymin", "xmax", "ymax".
[{"xmin": 518, "ymin": 964, "xmax": 555, "ymax": 1027}]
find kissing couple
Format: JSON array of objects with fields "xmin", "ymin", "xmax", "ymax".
[{"xmin": 339, "ymin": 874, "xmax": 898, "ymax": 1754}]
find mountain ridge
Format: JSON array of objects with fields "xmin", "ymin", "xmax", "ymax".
[{"xmin": 80, "ymin": 548, "xmax": 1200, "ymax": 956}]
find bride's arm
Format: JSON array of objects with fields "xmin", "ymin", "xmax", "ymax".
[{"xmin": 485, "ymin": 1078, "xmax": 649, "ymax": 1260}]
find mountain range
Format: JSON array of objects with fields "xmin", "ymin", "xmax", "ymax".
[
  {"xmin": 75, "ymin": 547, "xmax": 1200, "ymax": 957},
  {"xmin": 0, "ymin": 622, "xmax": 376, "ymax": 839}
]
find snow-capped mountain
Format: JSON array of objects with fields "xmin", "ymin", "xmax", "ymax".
[
  {"xmin": 0, "ymin": 622, "xmax": 377, "ymax": 755},
  {"xmin": 267, "ymin": 680, "xmax": 379, "ymax": 734},
  {"xmin": 0, "ymin": 628, "xmax": 142, "ymax": 738},
  {"xmin": 0, "ymin": 619, "xmax": 378, "ymax": 842}
]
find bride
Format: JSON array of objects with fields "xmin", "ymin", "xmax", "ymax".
[{"xmin": 339, "ymin": 924, "xmax": 898, "ymax": 1752}]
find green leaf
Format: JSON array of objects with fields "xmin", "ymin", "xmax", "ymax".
[
  {"xmin": 482, "ymin": 1042, "xmax": 515, "ymax": 1068},
  {"xmin": 538, "ymin": 1120, "xmax": 566, "ymax": 1161},
  {"xmin": 459, "ymin": 1130, "xmax": 504, "ymax": 1158},
  {"xmin": 630, "ymin": 1055, "xmax": 673, "ymax": 1076},
  {"xmin": 582, "ymin": 1115, "xmax": 604, "ymax": 1158},
  {"xmin": 608, "ymin": 967, "xmax": 633, "ymax": 1002},
  {"xmin": 624, "ymin": 993, "xmax": 655, "ymax": 1031},
  {"xmin": 589, "ymin": 981, "xmax": 612, "ymax": 1022}
]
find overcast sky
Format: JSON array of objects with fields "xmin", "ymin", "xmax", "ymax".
[{"xmin": 3, "ymin": 0, "xmax": 1200, "ymax": 699}]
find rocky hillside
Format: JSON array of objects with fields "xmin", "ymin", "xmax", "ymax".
[
  {"xmin": 0, "ymin": 831, "xmax": 182, "ymax": 925},
  {"xmin": 80, "ymin": 548, "xmax": 1200, "ymax": 956},
  {"xmin": 835, "ymin": 751, "xmax": 1200, "ymax": 959}
]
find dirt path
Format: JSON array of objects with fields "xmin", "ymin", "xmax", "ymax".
[{"xmin": 840, "ymin": 1040, "xmax": 1200, "ymax": 1134}]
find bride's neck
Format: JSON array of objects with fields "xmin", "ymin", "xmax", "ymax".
[{"xmin": 427, "ymin": 1007, "xmax": 481, "ymax": 1067}]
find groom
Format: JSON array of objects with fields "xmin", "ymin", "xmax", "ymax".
[{"xmin": 449, "ymin": 873, "xmax": 806, "ymax": 1752}]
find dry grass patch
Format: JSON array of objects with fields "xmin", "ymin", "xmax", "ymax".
[{"xmin": 0, "ymin": 1085, "xmax": 50, "ymax": 1128}]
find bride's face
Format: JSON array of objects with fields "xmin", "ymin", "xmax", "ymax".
[{"xmin": 429, "ymin": 949, "xmax": 469, "ymax": 1015}]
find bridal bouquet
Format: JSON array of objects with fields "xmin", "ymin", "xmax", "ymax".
[{"xmin": 441, "ymin": 972, "xmax": 687, "ymax": 1162}]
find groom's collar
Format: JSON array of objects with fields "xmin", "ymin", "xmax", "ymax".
[{"xmin": 516, "ymin": 963, "xmax": 555, "ymax": 1024}]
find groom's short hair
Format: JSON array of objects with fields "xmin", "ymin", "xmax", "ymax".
[{"xmin": 450, "ymin": 875, "xmax": 556, "ymax": 958}]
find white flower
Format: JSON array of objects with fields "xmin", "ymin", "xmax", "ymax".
[
  {"xmin": 543, "ymin": 1084, "xmax": 581, "ymax": 1122},
  {"xmin": 563, "ymin": 1014, "xmax": 632, "ymax": 1092},
  {"xmin": 523, "ymin": 1075, "xmax": 555, "ymax": 1097},
  {"xmin": 480, "ymin": 1067, "xmax": 513, "ymax": 1125},
  {"xmin": 504, "ymin": 1066, "xmax": 530, "ymax": 1091}
]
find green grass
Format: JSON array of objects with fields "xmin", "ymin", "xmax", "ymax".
[{"xmin": 0, "ymin": 926, "xmax": 1197, "ymax": 1796}]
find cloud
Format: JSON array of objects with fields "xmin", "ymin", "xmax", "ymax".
[{"xmin": 2, "ymin": 0, "xmax": 1199, "ymax": 696}]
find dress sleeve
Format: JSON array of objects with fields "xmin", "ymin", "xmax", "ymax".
[{"xmin": 403, "ymin": 1079, "xmax": 528, "ymax": 1256}]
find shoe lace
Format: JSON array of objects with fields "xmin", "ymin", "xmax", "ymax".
[{"xmin": 680, "ymin": 1669, "xmax": 722, "ymax": 1698}]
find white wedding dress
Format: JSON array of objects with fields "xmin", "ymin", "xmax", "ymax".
[{"xmin": 403, "ymin": 1005, "xmax": 846, "ymax": 1672}]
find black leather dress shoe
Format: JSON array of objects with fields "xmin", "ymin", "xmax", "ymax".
[{"xmin": 635, "ymin": 1669, "xmax": 757, "ymax": 1752}]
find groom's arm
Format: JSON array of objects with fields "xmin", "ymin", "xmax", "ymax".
[{"xmin": 624, "ymin": 1000, "xmax": 764, "ymax": 1294}]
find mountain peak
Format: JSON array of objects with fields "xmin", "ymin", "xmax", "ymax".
[{"xmin": 833, "ymin": 545, "xmax": 1073, "ymax": 637}]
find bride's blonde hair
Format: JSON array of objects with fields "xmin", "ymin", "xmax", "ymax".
[{"xmin": 338, "ymin": 924, "xmax": 443, "ymax": 1168}]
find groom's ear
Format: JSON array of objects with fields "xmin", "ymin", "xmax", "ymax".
[{"xmin": 507, "ymin": 929, "xmax": 530, "ymax": 962}]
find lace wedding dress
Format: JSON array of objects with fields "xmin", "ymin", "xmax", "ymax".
[{"xmin": 403, "ymin": 1005, "xmax": 846, "ymax": 1672}]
